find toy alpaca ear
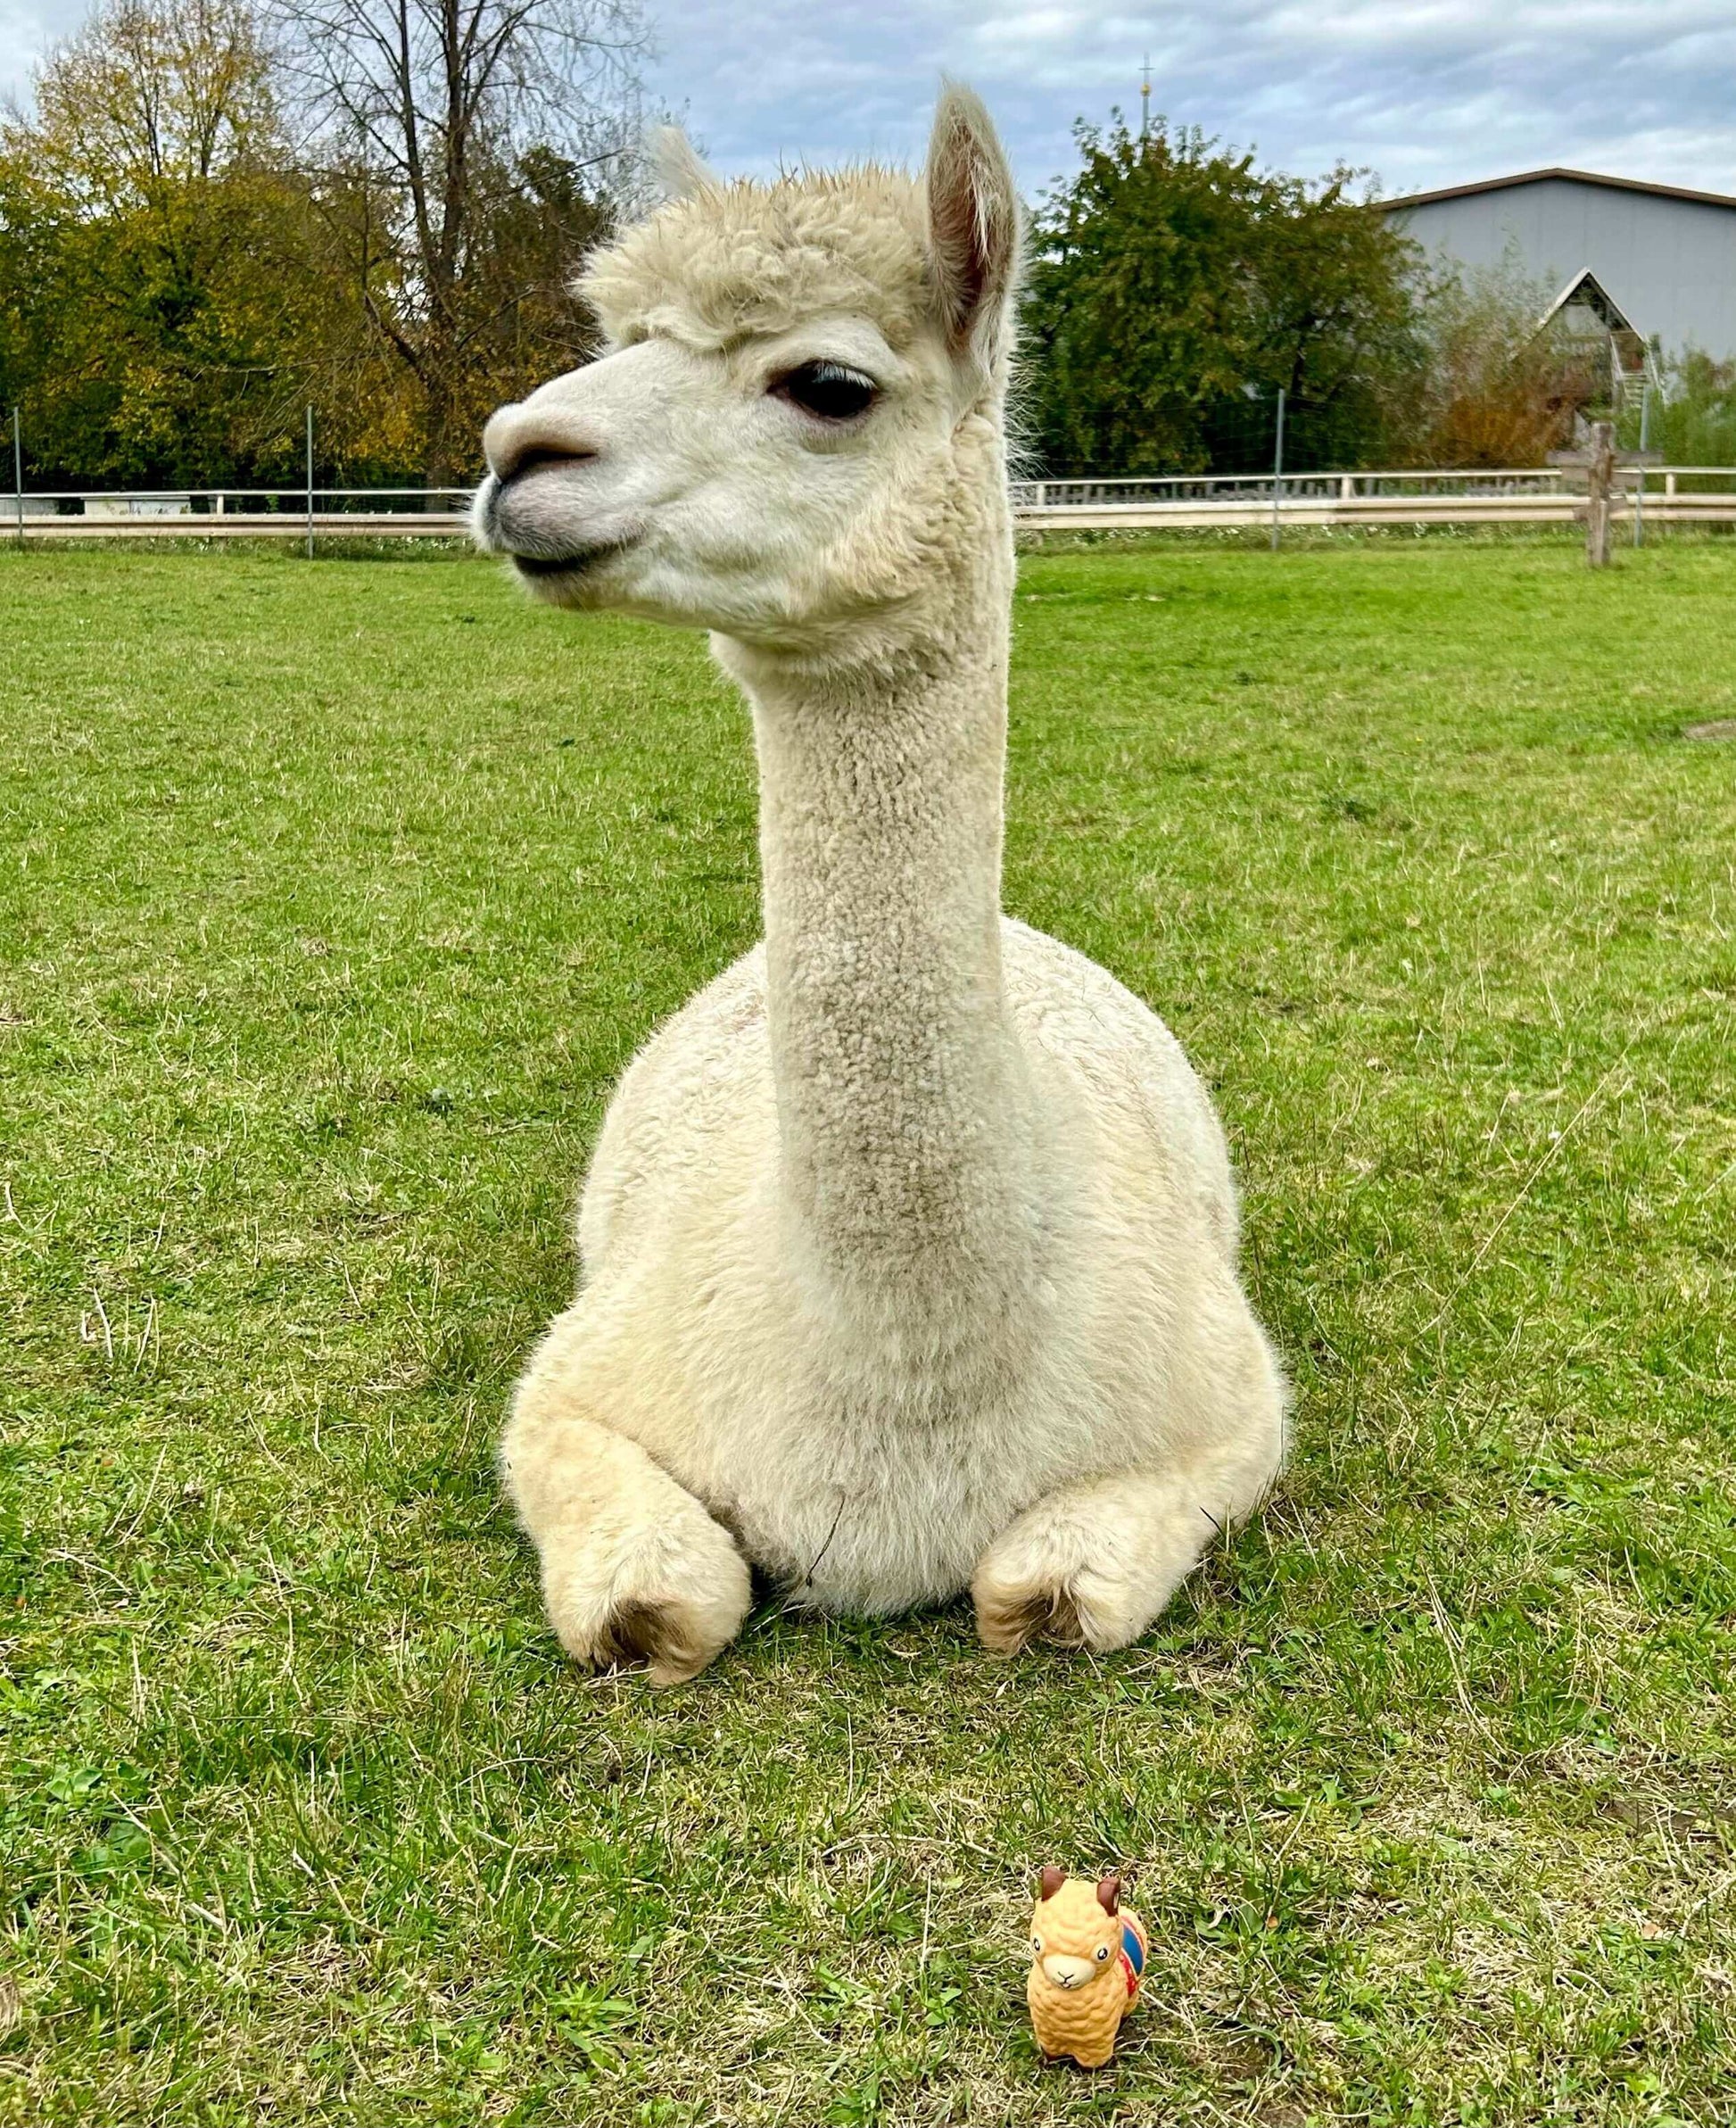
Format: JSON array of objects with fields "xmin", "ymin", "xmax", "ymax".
[
  {"xmin": 1038, "ymin": 1866, "xmax": 1066, "ymax": 1901},
  {"xmin": 924, "ymin": 80, "xmax": 1020, "ymax": 360},
  {"xmin": 1095, "ymin": 1873, "xmax": 1120, "ymax": 1916},
  {"xmin": 649, "ymin": 125, "xmax": 717, "ymax": 203}
]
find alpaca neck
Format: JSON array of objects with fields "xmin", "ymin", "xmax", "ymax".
[{"xmin": 720, "ymin": 542, "xmax": 1040, "ymax": 1316}]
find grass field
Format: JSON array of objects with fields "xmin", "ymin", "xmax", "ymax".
[{"xmin": 3, "ymin": 539, "xmax": 1733, "ymax": 2126}]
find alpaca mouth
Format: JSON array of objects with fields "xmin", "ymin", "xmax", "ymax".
[
  {"xmin": 471, "ymin": 470, "xmax": 632, "ymax": 580},
  {"xmin": 512, "ymin": 548, "xmax": 619, "ymax": 578},
  {"xmin": 501, "ymin": 534, "xmax": 639, "ymax": 593}
]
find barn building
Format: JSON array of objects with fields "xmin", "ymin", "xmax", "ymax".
[{"xmin": 1382, "ymin": 170, "xmax": 1736, "ymax": 375}]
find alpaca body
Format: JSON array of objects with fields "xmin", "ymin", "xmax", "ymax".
[
  {"xmin": 475, "ymin": 88, "xmax": 1286, "ymax": 1682},
  {"xmin": 515, "ymin": 918, "xmax": 1281, "ymax": 1618}
]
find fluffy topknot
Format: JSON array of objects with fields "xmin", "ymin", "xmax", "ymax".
[{"xmin": 580, "ymin": 168, "xmax": 936, "ymax": 353}]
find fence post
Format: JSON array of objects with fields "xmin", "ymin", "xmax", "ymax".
[
  {"xmin": 305, "ymin": 406, "xmax": 314, "ymax": 560},
  {"xmin": 11, "ymin": 405, "xmax": 21, "ymax": 547},
  {"xmin": 1270, "ymin": 387, "xmax": 1285, "ymax": 553},
  {"xmin": 1588, "ymin": 422, "xmax": 1613, "ymax": 567}
]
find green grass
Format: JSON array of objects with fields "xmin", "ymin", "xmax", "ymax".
[{"xmin": 2, "ymin": 539, "xmax": 1733, "ymax": 2127}]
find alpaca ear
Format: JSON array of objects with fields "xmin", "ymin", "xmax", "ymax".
[
  {"xmin": 649, "ymin": 124, "xmax": 718, "ymax": 203},
  {"xmin": 924, "ymin": 80, "xmax": 1020, "ymax": 360},
  {"xmin": 1038, "ymin": 1866, "xmax": 1066, "ymax": 1901},
  {"xmin": 1095, "ymin": 1873, "xmax": 1120, "ymax": 1916}
]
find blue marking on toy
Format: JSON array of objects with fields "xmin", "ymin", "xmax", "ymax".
[{"xmin": 1119, "ymin": 1913, "xmax": 1148, "ymax": 1996}]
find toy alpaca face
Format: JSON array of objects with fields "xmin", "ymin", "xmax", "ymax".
[{"xmin": 1029, "ymin": 1869, "xmax": 1123, "ymax": 1993}]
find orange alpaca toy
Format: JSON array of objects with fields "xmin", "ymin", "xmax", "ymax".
[{"xmin": 1026, "ymin": 1867, "xmax": 1147, "ymax": 2068}]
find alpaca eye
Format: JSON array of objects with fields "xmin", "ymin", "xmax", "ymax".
[
  {"xmin": 1031, "ymin": 1936, "xmax": 1042, "ymax": 1955},
  {"xmin": 775, "ymin": 360, "xmax": 878, "ymax": 420},
  {"xmin": 1095, "ymin": 1945, "xmax": 1110, "ymax": 1959}
]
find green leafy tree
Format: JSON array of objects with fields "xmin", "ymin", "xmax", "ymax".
[
  {"xmin": 1649, "ymin": 351, "xmax": 1736, "ymax": 466},
  {"xmin": 1019, "ymin": 119, "xmax": 1425, "ymax": 476}
]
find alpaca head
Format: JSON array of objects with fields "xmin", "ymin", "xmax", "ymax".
[
  {"xmin": 473, "ymin": 85, "xmax": 1021, "ymax": 652},
  {"xmin": 1029, "ymin": 1869, "xmax": 1124, "ymax": 1994}
]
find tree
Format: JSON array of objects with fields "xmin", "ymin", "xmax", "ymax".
[
  {"xmin": 270, "ymin": 0, "xmax": 644, "ymax": 484},
  {"xmin": 1401, "ymin": 259, "xmax": 1602, "ymax": 469},
  {"xmin": 1648, "ymin": 350, "xmax": 1736, "ymax": 466},
  {"xmin": 0, "ymin": 0, "xmax": 342, "ymax": 484},
  {"xmin": 1019, "ymin": 119, "xmax": 1425, "ymax": 476},
  {"xmin": 0, "ymin": 0, "xmax": 638, "ymax": 487}
]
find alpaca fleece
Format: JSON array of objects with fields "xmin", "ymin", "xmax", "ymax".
[
  {"xmin": 582, "ymin": 169, "xmax": 934, "ymax": 355},
  {"xmin": 471, "ymin": 88, "xmax": 1287, "ymax": 1684}
]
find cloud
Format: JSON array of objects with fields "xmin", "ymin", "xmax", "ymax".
[
  {"xmin": 1, "ymin": 0, "xmax": 87, "ymax": 104},
  {"xmin": 640, "ymin": 0, "xmax": 1736, "ymax": 200},
  {"xmin": 4, "ymin": 0, "xmax": 1732, "ymax": 203}
]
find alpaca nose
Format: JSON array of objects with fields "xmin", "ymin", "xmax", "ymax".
[{"xmin": 482, "ymin": 401, "xmax": 601, "ymax": 485}]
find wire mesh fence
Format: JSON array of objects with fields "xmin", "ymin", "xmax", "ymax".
[{"xmin": 9, "ymin": 391, "xmax": 1732, "ymax": 550}]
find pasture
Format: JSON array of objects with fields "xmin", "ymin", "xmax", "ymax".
[{"xmin": 2, "ymin": 539, "xmax": 1732, "ymax": 2125}]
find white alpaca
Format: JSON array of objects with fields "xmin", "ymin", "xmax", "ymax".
[{"xmin": 471, "ymin": 88, "xmax": 1286, "ymax": 1684}]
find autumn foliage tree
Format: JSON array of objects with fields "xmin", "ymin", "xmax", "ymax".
[
  {"xmin": 0, "ymin": 0, "xmax": 331, "ymax": 483},
  {"xmin": 1401, "ymin": 261, "xmax": 1600, "ymax": 468},
  {"xmin": 271, "ymin": 0, "xmax": 642, "ymax": 485},
  {"xmin": 0, "ymin": 0, "xmax": 641, "ymax": 486}
]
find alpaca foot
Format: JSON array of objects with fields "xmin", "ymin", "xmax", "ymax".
[
  {"xmin": 971, "ymin": 1471, "xmax": 1219, "ymax": 1656},
  {"xmin": 972, "ymin": 1544, "xmax": 1137, "ymax": 1656},
  {"xmin": 541, "ymin": 1496, "xmax": 751, "ymax": 1686}
]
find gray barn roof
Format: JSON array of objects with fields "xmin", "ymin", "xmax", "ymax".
[
  {"xmin": 1382, "ymin": 169, "xmax": 1736, "ymax": 360},
  {"xmin": 1385, "ymin": 168, "xmax": 1736, "ymax": 215}
]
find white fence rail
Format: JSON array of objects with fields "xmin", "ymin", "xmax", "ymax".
[
  {"xmin": 7, "ymin": 488, "xmax": 473, "ymax": 538},
  {"xmin": 1010, "ymin": 468, "xmax": 1736, "ymax": 530},
  {"xmin": 6, "ymin": 472, "xmax": 1736, "ymax": 542}
]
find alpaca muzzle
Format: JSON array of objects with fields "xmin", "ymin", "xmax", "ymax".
[
  {"xmin": 470, "ymin": 462, "xmax": 638, "ymax": 589},
  {"xmin": 474, "ymin": 392, "xmax": 623, "ymax": 573}
]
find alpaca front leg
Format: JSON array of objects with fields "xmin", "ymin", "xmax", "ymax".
[
  {"xmin": 500, "ymin": 1386, "xmax": 750, "ymax": 1686},
  {"xmin": 971, "ymin": 1470, "xmax": 1229, "ymax": 1656}
]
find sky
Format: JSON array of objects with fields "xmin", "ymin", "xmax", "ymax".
[{"xmin": 4, "ymin": 0, "xmax": 1734, "ymax": 203}]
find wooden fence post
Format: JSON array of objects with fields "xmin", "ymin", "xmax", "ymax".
[
  {"xmin": 1548, "ymin": 422, "xmax": 1656, "ymax": 567},
  {"xmin": 1587, "ymin": 421, "xmax": 1613, "ymax": 567}
]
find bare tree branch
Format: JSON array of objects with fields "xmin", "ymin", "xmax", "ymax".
[{"xmin": 267, "ymin": 0, "xmax": 642, "ymax": 478}]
